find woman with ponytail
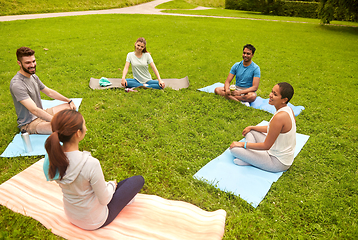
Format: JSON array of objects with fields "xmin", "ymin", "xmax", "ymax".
[{"xmin": 43, "ymin": 109, "xmax": 144, "ymax": 230}]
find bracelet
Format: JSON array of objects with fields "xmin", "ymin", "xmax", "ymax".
[
  {"xmin": 244, "ymin": 141, "xmax": 247, "ymax": 149},
  {"xmin": 68, "ymin": 100, "xmax": 72, "ymax": 104}
]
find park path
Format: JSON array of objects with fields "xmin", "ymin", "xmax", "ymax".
[
  {"xmin": 0, "ymin": 0, "xmax": 355, "ymax": 27},
  {"xmin": 0, "ymin": 0, "xmax": 211, "ymax": 22}
]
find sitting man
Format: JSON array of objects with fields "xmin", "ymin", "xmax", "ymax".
[
  {"xmin": 10, "ymin": 47, "xmax": 76, "ymax": 134},
  {"xmin": 214, "ymin": 44, "xmax": 260, "ymax": 105}
]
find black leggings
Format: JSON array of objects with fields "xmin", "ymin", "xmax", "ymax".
[{"xmin": 100, "ymin": 175, "xmax": 144, "ymax": 228}]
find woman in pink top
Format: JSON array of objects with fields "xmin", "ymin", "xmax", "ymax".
[{"xmin": 230, "ymin": 82, "xmax": 296, "ymax": 172}]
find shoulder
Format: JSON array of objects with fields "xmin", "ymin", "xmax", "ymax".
[
  {"xmin": 231, "ymin": 61, "xmax": 243, "ymax": 69},
  {"xmin": 144, "ymin": 52, "xmax": 152, "ymax": 59},
  {"xmin": 10, "ymin": 72, "xmax": 23, "ymax": 83},
  {"xmin": 84, "ymin": 152, "xmax": 102, "ymax": 169},
  {"xmin": 10, "ymin": 74, "xmax": 25, "ymax": 90},
  {"xmin": 272, "ymin": 108, "xmax": 291, "ymax": 123},
  {"xmin": 32, "ymin": 74, "xmax": 40, "ymax": 80},
  {"xmin": 233, "ymin": 61, "xmax": 243, "ymax": 66},
  {"xmin": 250, "ymin": 61, "xmax": 260, "ymax": 69}
]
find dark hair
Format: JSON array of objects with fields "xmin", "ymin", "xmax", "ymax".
[
  {"xmin": 243, "ymin": 44, "xmax": 256, "ymax": 54},
  {"xmin": 278, "ymin": 82, "xmax": 294, "ymax": 103},
  {"xmin": 135, "ymin": 37, "xmax": 148, "ymax": 53},
  {"xmin": 16, "ymin": 47, "xmax": 35, "ymax": 61},
  {"xmin": 45, "ymin": 109, "xmax": 84, "ymax": 180}
]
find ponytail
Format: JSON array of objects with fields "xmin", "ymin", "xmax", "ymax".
[
  {"xmin": 45, "ymin": 132, "xmax": 68, "ymax": 179},
  {"xmin": 45, "ymin": 109, "xmax": 84, "ymax": 180}
]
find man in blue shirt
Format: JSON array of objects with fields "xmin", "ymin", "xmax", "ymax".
[{"xmin": 215, "ymin": 44, "xmax": 260, "ymax": 104}]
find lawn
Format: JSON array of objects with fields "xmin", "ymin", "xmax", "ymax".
[{"xmin": 1, "ymin": 5, "xmax": 358, "ymax": 240}]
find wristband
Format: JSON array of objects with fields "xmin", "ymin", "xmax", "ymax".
[
  {"xmin": 68, "ymin": 100, "xmax": 72, "ymax": 104},
  {"xmin": 244, "ymin": 141, "xmax": 247, "ymax": 149}
]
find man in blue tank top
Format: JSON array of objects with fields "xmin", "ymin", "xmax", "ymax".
[{"xmin": 215, "ymin": 44, "xmax": 260, "ymax": 104}]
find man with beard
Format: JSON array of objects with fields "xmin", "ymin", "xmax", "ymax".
[
  {"xmin": 214, "ymin": 44, "xmax": 260, "ymax": 105},
  {"xmin": 10, "ymin": 47, "xmax": 76, "ymax": 134}
]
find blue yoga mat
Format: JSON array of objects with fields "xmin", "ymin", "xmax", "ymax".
[
  {"xmin": 198, "ymin": 83, "xmax": 305, "ymax": 116},
  {"xmin": 1, "ymin": 98, "xmax": 82, "ymax": 158},
  {"xmin": 193, "ymin": 120, "xmax": 310, "ymax": 208}
]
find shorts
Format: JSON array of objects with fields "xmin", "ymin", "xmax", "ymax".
[
  {"xmin": 20, "ymin": 108, "xmax": 54, "ymax": 134},
  {"xmin": 230, "ymin": 85, "xmax": 257, "ymax": 97}
]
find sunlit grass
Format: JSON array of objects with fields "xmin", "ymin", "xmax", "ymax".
[{"xmin": 0, "ymin": 10, "xmax": 357, "ymax": 240}]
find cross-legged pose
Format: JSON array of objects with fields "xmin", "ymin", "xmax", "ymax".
[
  {"xmin": 214, "ymin": 44, "xmax": 260, "ymax": 105},
  {"xmin": 121, "ymin": 37, "xmax": 165, "ymax": 89},
  {"xmin": 230, "ymin": 82, "xmax": 296, "ymax": 172},
  {"xmin": 10, "ymin": 47, "xmax": 76, "ymax": 134},
  {"xmin": 44, "ymin": 109, "xmax": 144, "ymax": 230}
]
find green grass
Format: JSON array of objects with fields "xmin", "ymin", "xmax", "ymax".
[
  {"xmin": 1, "ymin": 9, "xmax": 358, "ymax": 240},
  {"xmin": 0, "ymin": 0, "xmax": 151, "ymax": 16},
  {"xmin": 162, "ymin": 8, "xmax": 358, "ymax": 27},
  {"xmin": 156, "ymin": 0, "xmax": 198, "ymax": 9}
]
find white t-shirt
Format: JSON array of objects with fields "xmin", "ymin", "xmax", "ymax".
[{"xmin": 126, "ymin": 52, "xmax": 153, "ymax": 83}]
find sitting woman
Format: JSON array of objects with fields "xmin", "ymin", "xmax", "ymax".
[
  {"xmin": 121, "ymin": 37, "xmax": 165, "ymax": 89},
  {"xmin": 230, "ymin": 82, "xmax": 296, "ymax": 172},
  {"xmin": 43, "ymin": 109, "xmax": 144, "ymax": 230}
]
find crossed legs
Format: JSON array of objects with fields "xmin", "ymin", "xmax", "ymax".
[
  {"xmin": 214, "ymin": 87, "xmax": 257, "ymax": 102},
  {"xmin": 230, "ymin": 130, "xmax": 290, "ymax": 172},
  {"xmin": 100, "ymin": 175, "xmax": 145, "ymax": 228}
]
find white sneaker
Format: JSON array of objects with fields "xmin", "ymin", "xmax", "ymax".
[
  {"xmin": 241, "ymin": 101, "xmax": 250, "ymax": 107},
  {"xmin": 234, "ymin": 158, "xmax": 251, "ymax": 166}
]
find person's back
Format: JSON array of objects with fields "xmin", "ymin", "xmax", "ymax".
[
  {"xmin": 54, "ymin": 151, "xmax": 113, "ymax": 230},
  {"xmin": 44, "ymin": 109, "xmax": 144, "ymax": 230}
]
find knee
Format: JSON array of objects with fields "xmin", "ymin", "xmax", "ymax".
[
  {"xmin": 135, "ymin": 175, "xmax": 145, "ymax": 186},
  {"xmin": 214, "ymin": 87, "xmax": 222, "ymax": 95},
  {"xmin": 246, "ymin": 93, "xmax": 257, "ymax": 102}
]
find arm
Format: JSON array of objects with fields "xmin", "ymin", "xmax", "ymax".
[
  {"xmin": 237, "ymin": 76, "xmax": 260, "ymax": 95},
  {"xmin": 20, "ymin": 98, "xmax": 53, "ymax": 122},
  {"xmin": 224, "ymin": 73, "xmax": 235, "ymax": 96},
  {"xmin": 150, "ymin": 61, "xmax": 165, "ymax": 88},
  {"xmin": 121, "ymin": 61, "xmax": 130, "ymax": 87},
  {"xmin": 230, "ymin": 113, "xmax": 286, "ymax": 150},
  {"xmin": 90, "ymin": 160, "xmax": 116, "ymax": 206},
  {"xmin": 41, "ymin": 87, "xmax": 76, "ymax": 110},
  {"xmin": 242, "ymin": 125, "xmax": 268, "ymax": 136}
]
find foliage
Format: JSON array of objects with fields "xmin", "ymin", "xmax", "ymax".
[
  {"xmin": 318, "ymin": 0, "xmax": 358, "ymax": 23},
  {"xmin": 1, "ymin": 10, "xmax": 358, "ymax": 240},
  {"xmin": 225, "ymin": 0, "xmax": 319, "ymax": 18}
]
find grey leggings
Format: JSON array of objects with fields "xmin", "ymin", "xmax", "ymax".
[{"xmin": 230, "ymin": 130, "xmax": 290, "ymax": 173}]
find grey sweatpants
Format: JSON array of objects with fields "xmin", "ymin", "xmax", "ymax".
[{"xmin": 230, "ymin": 130, "xmax": 290, "ymax": 173}]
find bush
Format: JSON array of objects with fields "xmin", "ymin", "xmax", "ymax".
[{"xmin": 225, "ymin": 0, "xmax": 319, "ymax": 18}]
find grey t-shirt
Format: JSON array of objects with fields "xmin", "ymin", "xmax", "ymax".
[{"xmin": 10, "ymin": 72, "xmax": 46, "ymax": 127}]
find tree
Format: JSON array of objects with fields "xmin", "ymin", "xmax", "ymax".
[{"xmin": 318, "ymin": 0, "xmax": 358, "ymax": 23}]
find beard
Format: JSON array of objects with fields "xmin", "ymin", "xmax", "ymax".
[{"xmin": 21, "ymin": 62, "xmax": 36, "ymax": 75}]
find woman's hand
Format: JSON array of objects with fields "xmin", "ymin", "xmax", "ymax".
[
  {"xmin": 230, "ymin": 141, "xmax": 244, "ymax": 149},
  {"xmin": 110, "ymin": 180, "xmax": 117, "ymax": 189},
  {"xmin": 242, "ymin": 126, "xmax": 252, "ymax": 136},
  {"xmin": 158, "ymin": 79, "xmax": 165, "ymax": 88},
  {"xmin": 121, "ymin": 78, "xmax": 127, "ymax": 87}
]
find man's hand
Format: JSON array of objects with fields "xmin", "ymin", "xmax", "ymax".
[{"xmin": 224, "ymin": 88, "xmax": 231, "ymax": 96}]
